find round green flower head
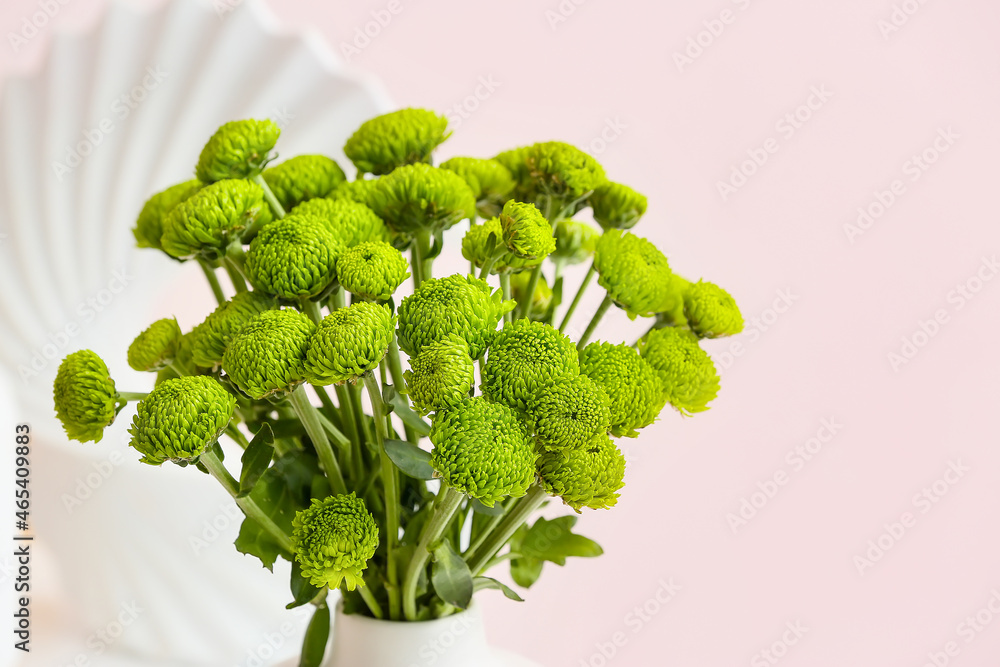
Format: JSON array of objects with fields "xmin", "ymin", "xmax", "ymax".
[
  {"xmin": 594, "ymin": 230, "xmax": 672, "ymax": 319},
  {"xmin": 133, "ymin": 179, "xmax": 203, "ymax": 250},
  {"xmin": 127, "ymin": 318, "xmax": 182, "ymax": 372},
  {"xmin": 538, "ymin": 433, "xmax": 626, "ymax": 512},
  {"xmin": 529, "ymin": 374, "xmax": 612, "ymax": 455},
  {"xmin": 222, "ymin": 309, "xmax": 316, "ymax": 399},
  {"xmin": 510, "ymin": 270, "xmax": 552, "ymax": 321},
  {"xmin": 343, "ymin": 108, "xmax": 450, "ymax": 175},
  {"xmin": 188, "ymin": 291, "xmax": 277, "ymax": 368},
  {"xmin": 336, "ymin": 241, "xmax": 410, "ymax": 301},
  {"xmin": 482, "ymin": 319, "xmax": 579, "ymax": 414},
  {"xmin": 262, "ymin": 155, "xmax": 347, "ymax": 211},
  {"xmin": 683, "ymin": 280, "xmax": 744, "ymax": 339},
  {"xmin": 161, "ymin": 179, "xmax": 272, "ymax": 259},
  {"xmin": 429, "ymin": 397, "xmax": 537, "ymax": 507},
  {"xmin": 579, "ymin": 342, "xmax": 666, "ymax": 438},
  {"xmin": 53, "ymin": 350, "xmax": 118, "ymax": 443},
  {"xmin": 292, "ymin": 493, "xmax": 379, "ymax": 590},
  {"xmin": 304, "ymin": 302, "xmax": 394, "ymax": 386},
  {"xmin": 292, "ymin": 197, "xmax": 390, "ymax": 247},
  {"xmin": 462, "ymin": 217, "xmax": 539, "ymax": 274},
  {"xmin": 553, "ymin": 219, "xmax": 599, "ymax": 266},
  {"xmin": 368, "ymin": 163, "xmax": 476, "ymax": 235},
  {"xmin": 522, "ymin": 141, "xmax": 607, "ymax": 206},
  {"xmin": 638, "ymin": 327, "xmax": 719, "ymax": 416},
  {"xmin": 397, "ymin": 274, "xmax": 514, "ymax": 359},
  {"xmin": 195, "ymin": 118, "xmax": 281, "ymax": 183},
  {"xmin": 403, "ymin": 336, "xmax": 475, "ymax": 415},
  {"xmin": 590, "ymin": 181, "xmax": 648, "ymax": 231},
  {"xmin": 128, "ymin": 376, "xmax": 235, "ymax": 466},
  {"xmin": 327, "ymin": 178, "xmax": 380, "ymax": 209},
  {"xmin": 499, "ymin": 200, "xmax": 555, "ymax": 260},
  {"xmin": 245, "ymin": 214, "xmax": 343, "ymax": 300},
  {"xmin": 440, "ymin": 156, "xmax": 515, "ymax": 218}
]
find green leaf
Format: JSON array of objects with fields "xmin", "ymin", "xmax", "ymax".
[
  {"xmin": 299, "ymin": 602, "xmax": 331, "ymax": 667},
  {"xmin": 238, "ymin": 423, "xmax": 274, "ymax": 498},
  {"xmin": 384, "ymin": 390, "xmax": 432, "ymax": 436},
  {"xmin": 471, "ymin": 498, "xmax": 505, "ymax": 516},
  {"xmin": 431, "ymin": 538, "xmax": 473, "ymax": 609},
  {"xmin": 235, "ymin": 450, "xmax": 318, "ymax": 570},
  {"xmin": 519, "ymin": 516, "xmax": 603, "ymax": 566},
  {"xmin": 510, "ymin": 555, "xmax": 544, "ymax": 589},
  {"xmin": 474, "ymin": 576, "xmax": 524, "ymax": 602},
  {"xmin": 287, "ymin": 560, "xmax": 322, "ymax": 609},
  {"xmin": 384, "ymin": 438, "xmax": 435, "ymax": 480}
]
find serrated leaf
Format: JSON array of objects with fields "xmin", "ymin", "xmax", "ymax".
[
  {"xmin": 432, "ymin": 539, "xmax": 473, "ymax": 609},
  {"xmin": 384, "ymin": 439, "xmax": 435, "ymax": 480},
  {"xmin": 300, "ymin": 602, "xmax": 331, "ymax": 667},
  {"xmin": 474, "ymin": 576, "xmax": 524, "ymax": 602},
  {"xmin": 384, "ymin": 390, "xmax": 432, "ymax": 436},
  {"xmin": 287, "ymin": 560, "xmax": 322, "ymax": 609},
  {"xmin": 510, "ymin": 556, "xmax": 544, "ymax": 588},
  {"xmin": 238, "ymin": 423, "xmax": 274, "ymax": 497},
  {"xmin": 519, "ymin": 516, "xmax": 603, "ymax": 566}
]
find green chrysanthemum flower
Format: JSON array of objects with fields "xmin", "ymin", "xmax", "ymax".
[
  {"xmin": 245, "ymin": 214, "xmax": 343, "ymax": 300},
  {"xmin": 683, "ymin": 280, "xmax": 744, "ymax": 339},
  {"xmin": 128, "ymin": 376, "xmax": 235, "ymax": 466},
  {"xmin": 292, "ymin": 493, "xmax": 379, "ymax": 590},
  {"xmin": 368, "ymin": 163, "xmax": 476, "ymax": 235},
  {"xmin": 510, "ymin": 270, "xmax": 552, "ymax": 321},
  {"xmin": 552, "ymin": 219, "xmax": 599, "ymax": 266},
  {"xmin": 188, "ymin": 291, "xmax": 277, "ymax": 368},
  {"xmin": 292, "ymin": 197, "xmax": 391, "ymax": 247},
  {"xmin": 521, "ymin": 141, "xmax": 607, "ymax": 208},
  {"xmin": 156, "ymin": 331, "xmax": 197, "ymax": 384},
  {"xmin": 403, "ymin": 336, "xmax": 475, "ymax": 414},
  {"xmin": 53, "ymin": 350, "xmax": 118, "ymax": 443},
  {"xmin": 590, "ymin": 181, "xmax": 648, "ymax": 231},
  {"xmin": 127, "ymin": 318, "xmax": 182, "ymax": 372},
  {"xmin": 655, "ymin": 273, "xmax": 691, "ymax": 328},
  {"xmin": 336, "ymin": 241, "xmax": 410, "ymax": 301},
  {"xmin": 397, "ymin": 274, "xmax": 514, "ymax": 359},
  {"xmin": 161, "ymin": 179, "xmax": 272, "ymax": 259},
  {"xmin": 343, "ymin": 108, "xmax": 450, "ymax": 175},
  {"xmin": 195, "ymin": 118, "xmax": 281, "ymax": 183},
  {"xmin": 579, "ymin": 342, "xmax": 666, "ymax": 438},
  {"xmin": 222, "ymin": 309, "xmax": 316, "ymax": 399},
  {"xmin": 133, "ymin": 180, "xmax": 203, "ymax": 250},
  {"xmin": 499, "ymin": 200, "xmax": 555, "ymax": 260},
  {"xmin": 538, "ymin": 433, "xmax": 625, "ymax": 512},
  {"xmin": 462, "ymin": 217, "xmax": 539, "ymax": 274},
  {"xmin": 440, "ymin": 156, "xmax": 515, "ymax": 218},
  {"xmin": 482, "ymin": 319, "xmax": 579, "ymax": 414},
  {"xmin": 429, "ymin": 397, "xmax": 537, "ymax": 507},
  {"xmin": 327, "ymin": 178, "xmax": 380, "ymax": 209},
  {"xmin": 638, "ymin": 327, "xmax": 720, "ymax": 416},
  {"xmin": 262, "ymin": 155, "xmax": 347, "ymax": 211},
  {"xmin": 529, "ymin": 374, "xmax": 612, "ymax": 455},
  {"xmin": 594, "ymin": 230, "xmax": 673, "ymax": 319},
  {"xmin": 304, "ymin": 302, "xmax": 394, "ymax": 386}
]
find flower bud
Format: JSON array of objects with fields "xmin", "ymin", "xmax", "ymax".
[
  {"xmin": 683, "ymin": 280, "xmax": 744, "ymax": 338},
  {"xmin": 337, "ymin": 241, "xmax": 410, "ymax": 302},
  {"xmin": 521, "ymin": 141, "xmax": 606, "ymax": 209},
  {"xmin": 552, "ymin": 219, "xmax": 599, "ymax": 266},
  {"xmin": 161, "ymin": 179, "xmax": 272, "ymax": 259},
  {"xmin": 53, "ymin": 350, "xmax": 118, "ymax": 443},
  {"xmin": 590, "ymin": 181, "xmax": 647, "ymax": 231},
  {"xmin": 440, "ymin": 156, "xmax": 515, "ymax": 218},
  {"xmin": 579, "ymin": 342, "xmax": 666, "ymax": 438},
  {"xmin": 462, "ymin": 218, "xmax": 539, "ymax": 275},
  {"xmin": 499, "ymin": 200, "xmax": 554, "ymax": 260},
  {"xmin": 132, "ymin": 180, "xmax": 203, "ymax": 250},
  {"xmin": 195, "ymin": 118, "xmax": 281, "ymax": 183},
  {"xmin": 245, "ymin": 214, "xmax": 343, "ymax": 300},
  {"xmin": 638, "ymin": 327, "xmax": 719, "ymax": 416},
  {"xmin": 403, "ymin": 336, "xmax": 475, "ymax": 414},
  {"xmin": 127, "ymin": 318, "xmax": 182, "ymax": 372},
  {"xmin": 222, "ymin": 309, "xmax": 316, "ymax": 399},
  {"xmin": 188, "ymin": 291, "xmax": 277, "ymax": 368},
  {"xmin": 594, "ymin": 230, "xmax": 672, "ymax": 319},
  {"xmin": 262, "ymin": 155, "xmax": 347, "ymax": 211},
  {"xmin": 482, "ymin": 320, "xmax": 579, "ymax": 414},
  {"xmin": 343, "ymin": 108, "xmax": 450, "ymax": 175},
  {"xmin": 304, "ymin": 302, "xmax": 394, "ymax": 386},
  {"xmin": 292, "ymin": 493, "xmax": 379, "ymax": 590},
  {"xmin": 538, "ymin": 433, "xmax": 625, "ymax": 512}
]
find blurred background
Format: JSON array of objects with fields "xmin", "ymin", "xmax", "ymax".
[{"xmin": 1, "ymin": 0, "xmax": 999, "ymax": 665}]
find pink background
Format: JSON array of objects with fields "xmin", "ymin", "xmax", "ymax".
[{"xmin": 3, "ymin": 0, "xmax": 1000, "ymax": 665}]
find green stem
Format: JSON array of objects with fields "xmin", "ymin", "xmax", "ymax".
[
  {"xmin": 464, "ymin": 496, "xmax": 517, "ymax": 561},
  {"xmin": 288, "ymin": 385, "xmax": 348, "ymax": 496},
  {"xmin": 200, "ymin": 449, "xmax": 294, "ymax": 554},
  {"xmin": 402, "ymin": 485, "xmax": 465, "ymax": 621},
  {"xmin": 116, "ymin": 391, "xmax": 148, "ymax": 402},
  {"xmin": 411, "ymin": 230, "xmax": 429, "ymax": 288},
  {"xmin": 499, "ymin": 273, "xmax": 512, "ymax": 324},
  {"xmin": 252, "ymin": 173, "xmax": 286, "ymax": 219},
  {"xmin": 577, "ymin": 294, "xmax": 613, "ymax": 350},
  {"xmin": 466, "ymin": 485, "xmax": 547, "ymax": 576},
  {"xmin": 519, "ymin": 264, "xmax": 543, "ymax": 321},
  {"xmin": 363, "ymin": 372, "xmax": 402, "ymax": 620},
  {"xmin": 198, "ymin": 259, "xmax": 226, "ymax": 304},
  {"xmin": 301, "ymin": 299, "xmax": 324, "ymax": 325},
  {"xmin": 223, "ymin": 256, "xmax": 247, "ymax": 293},
  {"xmin": 225, "ymin": 424, "xmax": 249, "ymax": 449},
  {"xmin": 335, "ymin": 385, "xmax": 363, "ymax": 477},
  {"xmin": 385, "ymin": 337, "xmax": 418, "ymax": 444},
  {"xmin": 357, "ymin": 583, "xmax": 384, "ymax": 620},
  {"xmin": 559, "ymin": 263, "xmax": 596, "ymax": 333}
]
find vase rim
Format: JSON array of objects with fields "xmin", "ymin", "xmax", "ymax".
[{"xmin": 334, "ymin": 598, "xmax": 481, "ymax": 625}]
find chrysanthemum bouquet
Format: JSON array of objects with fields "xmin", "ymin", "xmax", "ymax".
[{"xmin": 53, "ymin": 109, "xmax": 742, "ymax": 662}]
